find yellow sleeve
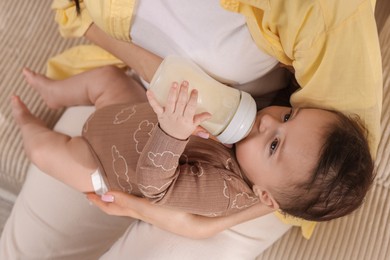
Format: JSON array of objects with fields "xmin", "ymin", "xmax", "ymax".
[
  {"xmin": 51, "ymin": 0, "xmax": 135, "ymax": 41},
  {"xmin": 46, "ymin": 45, "xmax": 125, "ymax": 79},
  {"xmin": 290, "ymin": 0, "xmax": 383, "ymax": 157},
  {"xmin": 83, "ymin": 0, "xmax": 136, "ymax": 42},
  {"xmin": 51, "ymin": 0, "xmax": 93, "ymax": 38}
]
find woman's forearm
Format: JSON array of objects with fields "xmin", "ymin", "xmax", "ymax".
[
  {"xmin": 87, "ymin": 192, "xmax": 274, "ymax": 239},
  {"xmin": 84, "ymin": 23, "xmax": 162, "ymax": 83},
  {"xmin": 150, "ymin": 205, "xmax": 274, "ymax": 239}
]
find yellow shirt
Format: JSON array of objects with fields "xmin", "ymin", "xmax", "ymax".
[
  {"xmin": 51, "ymin": 0, "xmax": 383, "ymax": 239},
  {"xmin": 220, "ymin": 0, "xmax": 383, "ymax": 157}
]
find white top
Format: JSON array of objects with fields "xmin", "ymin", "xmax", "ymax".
[{"xmin": 130, "ymin": 0, "xmax": 278, "ymax": 86}]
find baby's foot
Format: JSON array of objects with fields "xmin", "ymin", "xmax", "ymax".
[
  {"xmin": 11, "ymin": 95, "xmax": 45, "ymax": 128},
  {"xmin": 23, "ymin": 68, "xmax": 62, "ymax": 109},
  {"xmin": 11, "ymin": 95, "xmax": 51, "ymax": 161}
]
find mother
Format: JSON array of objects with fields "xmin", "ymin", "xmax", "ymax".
[{"xmin": 0, "ymin": 0, "xmax": 382, "ymax": 259}]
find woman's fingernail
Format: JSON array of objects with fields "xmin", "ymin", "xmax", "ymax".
[
  {"xmin": 101, "ymin": 194, "xmax": 114, "ymax": 202},
  {"xmin": 197, "ymin": 131, "xmax": 210, "ymax": 139}
]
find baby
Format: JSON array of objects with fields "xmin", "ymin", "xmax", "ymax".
[{"xmin": 11, "ymin": 63, "xmax": 374, "ymax": 221}]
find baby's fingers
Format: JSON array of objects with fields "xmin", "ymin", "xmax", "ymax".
[
  {"xmin": 193, "ymin": 112, "xmax": 212, "ymax": 126},
  {"xmin": 146, "ymin": 90, "xmax": 164, "ymax": 115},
  {"xmin": 192, "ymin": 126, "xmax": 211, "ymax": 139},
  {"xmin": 165, "ymin": 82, "xmax": 179, "ymax": 114},
  {"xmin": 174, "ymin": 81, "xmax": 189, "ymax": 115},
  {"xmin": 183, "ymin": 88, "xmax": 199, "ymax": 118}
]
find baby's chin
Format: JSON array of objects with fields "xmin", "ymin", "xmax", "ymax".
[
  {"xmin": 234, "ymin": 133, "xmax": 252, "ymax": 150},
  {"xmin": 233, "ymin": 141, "xmax": 246, "ymax": 162}
]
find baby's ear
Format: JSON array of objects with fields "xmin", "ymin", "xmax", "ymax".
[{"xmin": 253, "ymin": 185, "xmax": 280, "ymax": 210}]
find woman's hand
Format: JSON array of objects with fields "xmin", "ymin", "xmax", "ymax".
[
  {"xmin": 86, "ymin": 191, "xmax": 275, "ymax": 239},
  {"xmin": 146, "ymin": 81, "xmax": 211, "ymax": 140}
]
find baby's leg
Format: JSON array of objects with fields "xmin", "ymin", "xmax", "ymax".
[
  {"xmin": 11, "ymin": 95, "xmax": 97, "ymax": 193},
  {"xmin": 24, "ymin": 66, "xmax": 147, "ymax": 110}
]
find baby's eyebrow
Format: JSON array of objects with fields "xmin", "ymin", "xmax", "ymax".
[{"xmin": 277, "ymin": 108, "xmax": 300, "ymax": 160}]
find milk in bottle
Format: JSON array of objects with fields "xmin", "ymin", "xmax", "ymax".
[{"xmin": 148, "ymin": 56, "xmax": 256, "ymax": 144}]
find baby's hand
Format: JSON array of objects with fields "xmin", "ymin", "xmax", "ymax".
[{"xmin": 147, "ymin": 81, "xmax": 211, "ymax": 140}]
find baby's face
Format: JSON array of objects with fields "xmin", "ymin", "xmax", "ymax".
[{"xmin": 235, "ymin": 106, "xmax": 337, "ymax": 193}]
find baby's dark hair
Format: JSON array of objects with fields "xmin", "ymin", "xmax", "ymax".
[{"xmin": 273, "ymin": 110, "xmax": 375, "ymax": 221}]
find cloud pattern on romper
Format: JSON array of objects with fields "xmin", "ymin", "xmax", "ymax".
[
  {"xmin": 179, "ymin": 154, "xmax": 204, "ymax": 177},
  {"xmin": 134, "ymin": 120, "xmax": 155, "ymax": 154},
  {"xmin": 111, "ymin": 145, "xmax": 132, "ymax": 193},
  {"xmin": 113, "ymin": 105, "xmax": 136, "ymax": 124},
  {"xmin": 147, "ymin": 151, "xmax": 180, "ymax": 171},
  {"xmin": 231, "ymin": 192, "xmax": 259, "ymax": 209}
]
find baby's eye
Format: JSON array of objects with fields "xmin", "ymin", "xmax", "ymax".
[
  {"xmin": 270, "ymin": 138, "xmax": 279, "ymax": 155},
  {"xmin": 283, "ymin": 109, "xmax": 293, "ymax": 122}
]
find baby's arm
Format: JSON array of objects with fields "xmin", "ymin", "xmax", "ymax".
[{"xmin": 136, "ymin": 82, "xmax": 211, "ymax": 206}]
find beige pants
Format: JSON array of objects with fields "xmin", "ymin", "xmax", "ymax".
[{"xmin": 0, "ymin": 106, "xmax": 291, "ymax": 260}]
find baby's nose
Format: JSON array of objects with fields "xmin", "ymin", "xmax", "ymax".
[{"xmin": 259, "ymin": 114, "xmax": 279, "ymax": 132}]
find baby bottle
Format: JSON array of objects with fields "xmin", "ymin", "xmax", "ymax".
[{"xmin": 148, "ymin": 56, "xmax": 256, "ymax": 144}]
